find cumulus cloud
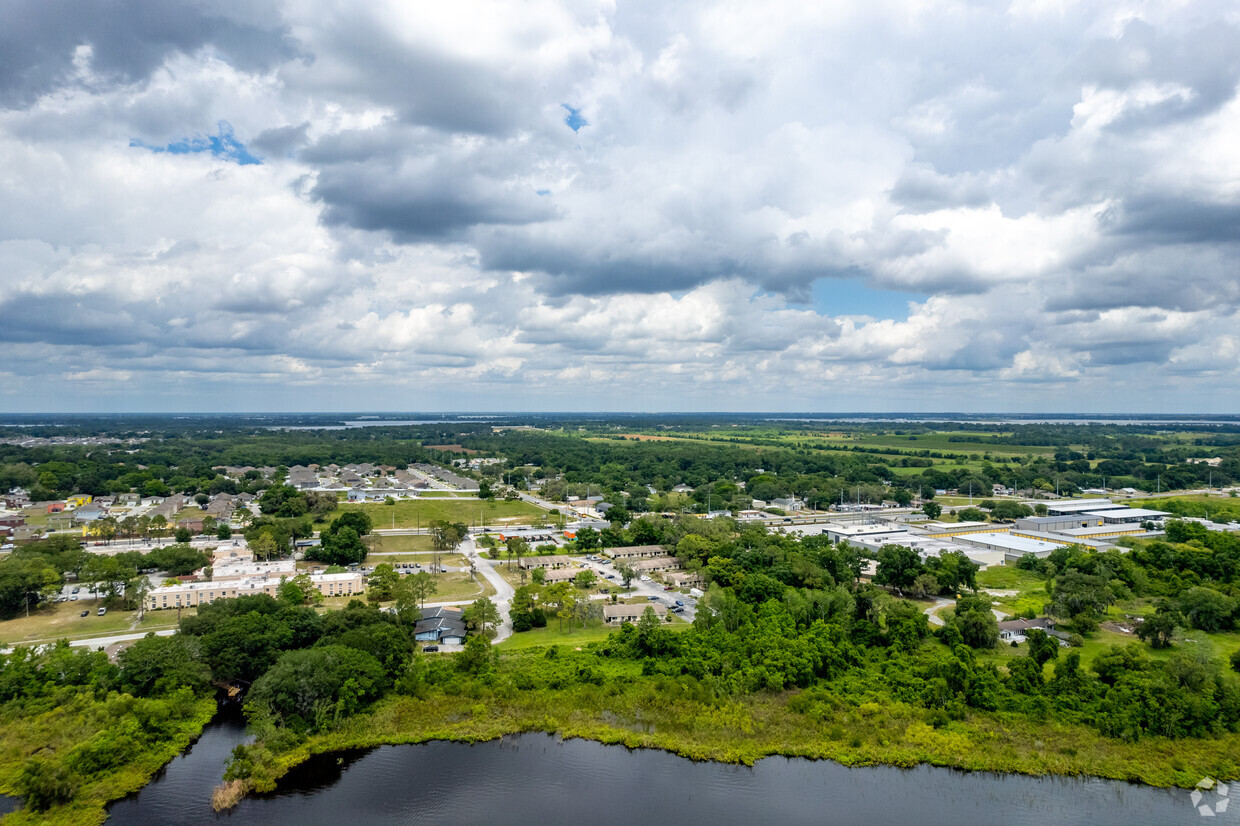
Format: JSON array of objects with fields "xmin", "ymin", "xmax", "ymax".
[{"xmin": 0, "ymin": 0, "xmax": 1238, "ymax": 412}]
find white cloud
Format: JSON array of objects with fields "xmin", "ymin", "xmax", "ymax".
[{"xmin": 0, "ymin": 0, "xmax": 1238, "ymax": 412}]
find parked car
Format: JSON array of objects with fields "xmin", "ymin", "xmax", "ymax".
[
  {"xmin": 664, "ymin": 585, "xmax": 674, "ymax": 591},
  {"xmin": 647, "ymin": 595, "xmax": 658, "ymax": 601},
  {"xmin": 97, "ymin": 607, "xmax": 107, "ymax": 616},
  {"xmin": 422, "ymin": 644, "xmax": 439, "ymax": 652},
  {"xmin": 80, "ymin": 610, "xmax": 89, "ymax": 617},
  {"xmin": 674, "ymin": 600, "xmax": 684, "ymax": 606}
]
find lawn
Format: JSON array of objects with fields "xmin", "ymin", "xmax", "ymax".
[
  {"xmin": 369, "ymin": 534, "xmax": 434, "ymax": 553},
  {"xmin": 337, "ymin": 498, "xmax": 550, "ymax": 529},
  {"xmin": 977, "ymin": 566, "xmax": 1046, "ymax": 590},
  {"xmin": 0, "ymin": 599, "xmax": 141, "ymax": 646}
]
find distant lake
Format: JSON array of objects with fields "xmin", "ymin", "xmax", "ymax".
[
  {"xmin": 107, "ymin": 716, "xmax": 1202, "ymax": 825},
  {"xmin": 269, "ymin": 420, "xmax": 459, "ymax": 430}
]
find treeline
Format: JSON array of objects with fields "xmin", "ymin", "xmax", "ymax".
[{"xmin": 0, "ymin": 535, "xmax": 210, "ymax": 618}]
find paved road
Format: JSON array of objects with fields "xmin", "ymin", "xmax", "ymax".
[{"xmin": 461, "ymin": 537, "xmax": 516, "ymax": 644}]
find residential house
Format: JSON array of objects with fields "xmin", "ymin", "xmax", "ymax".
[
  {"xmin": 414, "ymin": 606, "xmax": 468, "ymax": 645},
  {"xmin": 997, "ymin": 617, "xmax": 1057, "ymax": 642}
]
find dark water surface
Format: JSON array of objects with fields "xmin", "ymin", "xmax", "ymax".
[{"xmin": 107, "ymin": 718, "xmax": 1210, "ymax": 826}]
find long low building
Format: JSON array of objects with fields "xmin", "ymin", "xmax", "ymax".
[
  {"xmin": 519, "ymin": 554, "xmax": 576, "ymax": 570},
  {"xmin": 1083, "ymin": 507, "xmax": 1170, "ymax": 524},
  {"xmin": 146, "ymin": 569, "xmax": 365, "ymax": 610},
  {"xmin": 1015, "ymin": 514, "xmax": 1105, "ymax": 532},
  {"xmin": 604, "ymin": 545, "xmax": 668, "ymax": 560},
  {"xmin": 603, "ymin": 602, "xmax": 668, "ymax": 624},
  {"xmin": 952, "ymin": 531, "xmax": 1065, "ymax": 559},
  {"xmin": 629, "ymin": 556, "xmax": 680, "ymax": 573}
]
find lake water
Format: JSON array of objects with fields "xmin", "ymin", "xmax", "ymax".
[{"xmin": 105, "ymin": 713, "xmax": 1209, "ymax": 826}]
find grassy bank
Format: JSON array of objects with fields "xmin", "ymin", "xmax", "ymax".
[{"xmin": 234, "ymin": 666, "xmax": 1240, "ymax": 798}]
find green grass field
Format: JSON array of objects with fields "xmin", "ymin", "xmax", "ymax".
[
  {"xmin": 337, "ymin": 498, "xmax": 550, "ymax": 529},
  {"xmin": 369, "ymin": 534, "xmax": 434, "ymax": 553}
]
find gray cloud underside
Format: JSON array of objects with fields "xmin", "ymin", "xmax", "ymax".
[{"xmin": 1, "ymin": 0, "xmax": 1239, "ymax": 411}]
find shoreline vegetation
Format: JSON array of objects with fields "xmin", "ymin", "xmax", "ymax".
[
  {"xmin": 223, "ymin": 678, "xmax": 1240, "ymax": 809},
  {"xmin": 0, "ymin": 695, "xmax": 216, "ymax": 826}
]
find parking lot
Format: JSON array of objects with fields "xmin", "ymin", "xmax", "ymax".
[{"xmin": 580, "ymin": 555, "xmax": 697, "ymax": 621}]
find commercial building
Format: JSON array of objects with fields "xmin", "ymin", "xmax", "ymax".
[{"xmin": 1014, "ymin": 515, "xmax": 1105, "ymax": 532}]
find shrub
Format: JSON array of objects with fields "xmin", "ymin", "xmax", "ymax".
[{"xmin": 16, "ymin": 757, "xmax": 77, "ymax": 812}]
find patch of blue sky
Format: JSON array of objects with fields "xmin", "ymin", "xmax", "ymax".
[
  {"xmin": 809, "ymin": 279, "xmax": 924, "ymax": 320},
  {"xmin": 536, "ymin": 189, "xmax": 552, "ymax": 196},
  {"xmin": 561, "ymin": 104, "xmax": 587, "ymax": 132},
  {"xmin": 130, "ymin": 121, "xmax": 261, "ymax": 165}
]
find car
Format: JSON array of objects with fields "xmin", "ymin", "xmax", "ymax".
[
  {"xmin": 672, "ymin": 607, "xmax": 685, "ymax": 613},
  {"xmin": 674, "ymin": 600, "xmax": 684, "ymax": 606},
  {"xmin": 605, "ymin": 574, "xmax": 615, "ymax": 579},
  {"xmin": 422, "ymin": 644, "xmax": 439, "ymax": 652},
  {"xmin": 647, "ymin": 595, "xmax": 658, "ymax": 601},
  {"xmin": 71, "ymin": 587, "xmax": 80, "ymax": 594},
  {"xmin": 70, "ymin": 595, "xmax": 78, "ymax": 601},
  {"xmin": 664, "ymin": 585, "xmax": 674, "ymax": 591},
  {"xmin": 80, "ymin": 610, "xmax": 89, "ymax": 617},
  {"xmin": 97, "ymin": 607, "xmax": 107, "ymax": 616}
]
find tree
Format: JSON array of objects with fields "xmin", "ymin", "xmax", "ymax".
[
  {"xmin": 990, "ymin": 501, "xmax": 1033, "ymax": 521},
  {"xmin": 257, "ymin": 485, "xmax": 309, "ymax": 517},
  {"xmin": 574, "ymin": 526, "xmax": 600, "ymax": 551},
  {"xmin": 1025, "ymin": 628, "xmax": 1059, "ymax": 666},
  {"xmin": 911, "ymin": 572, "xmax": 940, "ymax": 599},
  {"xmin": 478, "ymin": 480, "xmax": 493, "ymax": 500},
  {"xmin": 216, "ymin": 523, "xmax": 232, "ymax": 540},
  {"xmin": 463, "ymin": 596, "xmax": 501, "ymax": 637},
  {"xmin": 1176, "ymin": 587, "xmax": 1237, "ymax": 632},
  {"xmin": 310, "ymin": 526, "xmax": 367, "ymax": 566},
  {"xmin": 174, "ymin": 526, "xmax": 192, "ymax": 543},
  {"xmin": 875, "ymin": 544, "xmax": 923, "ymax": 594},
  {"xmin": 1136, "ymin": 602, "xmax": 1179, "ymax": 648},
  {"xmin": 952, "ymin": 594, "xmax": 998, "ymax": 648},
  {"xmin": 956, "ymin": 507, "xmax": 987, "ymax": 523},
  {"xmin": 367, "ymin": 564, "xmax": 400, "ymax": 602},
  {"xmin": 505, "ymin": 536, "xmax": 529, "ymax": 570},
  {"xmin": 921, "ymin": 502, "xmax": 942, "ymax": 520},
  {"xmin": 455, "ymin": 633, "xmax": 494, "ymax": 674},
  {"xmin": 278, "ymin": 574, "xmax": 319, "ymax": 606},
  {"xmin": 615, "ymin": 562, "xmax": 636, "ymax": 587},
  {"xmin": 573, "ymin": 569, "xmax": 597, "ymax": 589},
  {"xmin": 531, "ymin": 566, "xmax": 547, "ymax": 585},
  {"xmin": 246, "ymin": 645, "xmax": 386, "ymax": 732},
  {"xmin": 249, "ymin": 530, "xmax": 278, "ymax": 561},
  {"xmin": 1046, "ymin": 570, "xmax": 1115, "ymax": 632},
  {"xmin": 406, "ymin": 571, "xmax": 437, "ymax": 611},
  {"xmin": 117, "ymin": 633, "xmax": 211, "ymax": 697}
]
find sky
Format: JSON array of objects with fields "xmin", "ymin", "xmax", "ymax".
[{"xmin": 1, "ymin": 0, "xmax": 1238, "ymax": 414}]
